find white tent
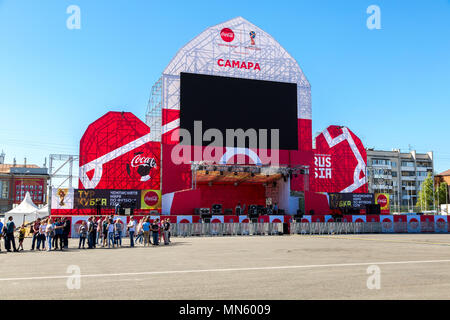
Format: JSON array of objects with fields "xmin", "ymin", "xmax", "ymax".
[
  {"xmin": 4, "ymin": 192, "xmax": 39, "ymax": 226},
  {"xmin": 35, "ymin": 204, "xmax": 49, "ymax": 219}
]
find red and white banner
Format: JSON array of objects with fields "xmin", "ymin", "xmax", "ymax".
[
  {"xmin": 211, "ymin": 215, "xmax": 224, "ymax": 223},
  {"xmin": 269, "ymin": 215, "xmax": 284, "ymax": 223},
  {"xmin": 380, "ymin": 215, "xmax": 394, "ymax": 233},
  {"xmin": 239, "ymin": 216, "xmax": 250, "ymax": 223},
  {"xmin": 352, "ymin": 215, "xmax": 366, "ymax": 223},
  {"xmin": 407, "ymin": 216, "xmax": 421, "ymax": 233},
  {"xmin": 71, "ymin": 216, "xmax": 88, "ymax": 238},
  {"xmin": 79, "ymin": 112, "xmax": 161, "ymax": 191},
  {"xmin": 313, "ymin": 126, "xmax": 368, "ymax": 194},
  {"xmin": 177, "ymin": 216, "xmax": 192, "ymax": 224},
  {"xmin": 435, "ymin": 216, "xmax": 447, "ymax": 233}
]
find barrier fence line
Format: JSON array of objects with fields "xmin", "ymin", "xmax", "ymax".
[
  {"xmin": 163, "ymin": 222, "xmax": 449, "ymax": 238},
  {"xmin": 59, "ymin": 222, "xmax": 450, "ymax": 238}
]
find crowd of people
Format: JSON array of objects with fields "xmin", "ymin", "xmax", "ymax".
[{"xmin": 0, "ymin": 215, "xmax": 171, "ymax": 253}]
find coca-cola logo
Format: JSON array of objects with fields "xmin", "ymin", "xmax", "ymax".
[
  {"xmin": 131, "ymin": 154, "xmax": 157, "ymax": 168},
  {"xmin": 144, "ymin": 191, "xmax": 159, "ymax": 206},
  {"xmin": 220, "ymin": 28, "xmax": 234, "ymax": 42},
  {"xmin": 377, "ymin": 194, "xmax": 388, "ymax": 207}
]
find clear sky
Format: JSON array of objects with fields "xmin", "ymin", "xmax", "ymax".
[{"xmin": 0, "ymin": 0, "xmax": 449, "ymax": 172}]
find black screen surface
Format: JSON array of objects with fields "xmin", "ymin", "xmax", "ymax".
[{"xmin": 179, "ymin": 72, "xmax": 298, "ymax": 150}]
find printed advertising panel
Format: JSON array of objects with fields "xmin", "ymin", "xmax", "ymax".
[
  {"xmin": 140, "ymin": 189, "xmax": 162, "ymax": 209},
  {"xmin": 375, "ymin": 193, "xmax": 390, "ymax": 213},
  {"xmin": 328, "ymin": 193, "xmax": 374, "ymax": 210},
  {"xmin": 51, "ymin": 188, "xmax": 74, "ymax": 209},
  {"xmin": 14, "ymin": 178, "xmax": 45, "ymax": 204},
  {"xmin": 313, "ymin": 126, "xmax": 368, "ymax": 194},
  {"xmin": 380, "ymin": 215, "xmax": 394, "ymax": 233},
  {"xmin": 79, "ymin": 112, "xmax": 161, "ymax": 191},
  {"xmin": 74, "ymin": 189, "xmax": 140, "ymax": 209}
]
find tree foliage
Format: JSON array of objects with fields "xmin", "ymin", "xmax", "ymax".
[{"xmin": 416, "ymin": 172, "xmax": 434, "ymax": 211}]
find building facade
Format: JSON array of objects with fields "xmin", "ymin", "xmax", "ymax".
[
  {"xmin": 0, "ymin": 162, "xmax": 49, "ymax": 214},
  {"xmin": 366, "ymin": 149, "xmax": 433, "ymax": 212}
]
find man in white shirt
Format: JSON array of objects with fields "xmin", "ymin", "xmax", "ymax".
[{"xmin": 127, "ymin": 218, "xmax": 137, "ymax": 247}]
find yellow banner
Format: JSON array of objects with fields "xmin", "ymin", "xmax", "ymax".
[{"xmin": 375, "ymin": 193, "xmax": 389, "ymax": 210}]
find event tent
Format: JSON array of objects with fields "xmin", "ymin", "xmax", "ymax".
[
  {"xmin": 4, "ymin": 192, "xmax": 40, "ymax": 226},
  {"xmin": 35, "ymin": 204, "xmax": 49, "ymax": 219}
]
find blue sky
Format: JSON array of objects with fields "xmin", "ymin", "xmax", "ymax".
[{"xmin": 0, "ymin": 0, "xmax": 449, "ymax": 172}]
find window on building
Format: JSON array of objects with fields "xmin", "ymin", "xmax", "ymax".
[
  {"xmin": 392, "ymin": 171, "xmax": 397, "ymax": 177},
  {"xmin": 401, "ymin": 161, "xmax": 414, "ymax": 167},
  {"xmin": 372, "ymin": 159, "xmax": 391, "ymax": 166},
  {"xmin": 0, "ymin": 180, "xmax": 8, "ymax": 199},
  {"xmin": 417, "ymin": 171, "xmax": 427, "ymax": 177}
]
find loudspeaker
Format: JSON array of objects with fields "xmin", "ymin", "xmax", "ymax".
[
  {"xmin": 366, "ymin": 204, "xmax": 381, "ymax": 215},
  {"xmin": 212, "ymin": 204, "xmax": 222, "ymax": 215},
  {"xmin": 224, "ymin": 208, "xmax": 232, "ymax": 215},
  {"xmin": 200, "ymin": 208, "xmax": 210, "ymax": 214},
  {"xmin": 309, "ymin": 210, "xmax": 315, "ymax": 215},
  {"xmin": 248, "ymin": 204, "xmax": 257, "ymax": 214},
  {"xmin": 194, "ymin": 208, "xmax": 200, "ymax": 215}
]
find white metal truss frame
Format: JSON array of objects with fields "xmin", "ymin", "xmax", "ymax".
[
  {"xmin": 48, "ymin": 154, "xmax": 79, "ymax": 211},
  {"xmin": 146, "ymin": 16, "xmax": 312, "ymax": 139}
]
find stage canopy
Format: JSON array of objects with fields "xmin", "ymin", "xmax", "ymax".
[{"xmin": 4, "ymin": 192, "xmax": 40, "ymax": 226}]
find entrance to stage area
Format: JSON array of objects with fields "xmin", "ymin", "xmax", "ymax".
[{"xmin": 190, "ymin": 163, "xmax": 308, "ymax": 215}]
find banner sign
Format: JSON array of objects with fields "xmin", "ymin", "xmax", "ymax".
[
  {"xmin": 328, "ymin": 193, "xmax": 374, "ymax": 209},
  {"xmin": 140, "ymin": 189, "xmax": 162, "ymax": 209},
  {"xmin": 51, "ymin": 188, "xmax": 74, "ymax": 209},
  {"xmin": 375, "ymin": 193, "xmax": 390, "ymax": 213},
  {"xmin": 74, "ymin": 189, "xmax": 140, "ymax": 209},
  {"xmin": 14, "ymin": 178, "xmax": 46, "ymax": 204}
]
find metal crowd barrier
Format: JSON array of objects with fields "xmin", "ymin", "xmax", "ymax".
[{"xmin": 158, "ymin": 221, "xmax": 450, "ymax": 238}]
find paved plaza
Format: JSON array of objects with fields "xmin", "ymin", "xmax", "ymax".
[{"xmin": 1, "ymin": 234, "xmax": 450, "ymax": 299}]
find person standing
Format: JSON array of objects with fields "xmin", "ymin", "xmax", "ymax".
[
  {"xmin": 102, "ymin": 218, "xmax": 108, "ymax": 247},
  {"xmin": 151, "ymin": 218, "xmax": 160, "ymax": 246},
  {"xmin": 107, "ymin": 218, "xmax": 115, "ymax": 248},
  {"xmin": 45, "ymin": 218, "xmax": 55, "ymax": 252},
  {"xmin": 114, "ymin": 219, "xmax": 123, "ymax": 247},
  {"xmin": 62, "ymin": 217, "xmax": 71, "ymax": 250},
  {"xmin": 96, "ymin": 217, "xmax": 103, "ymax": 245},
  {"xmin": 31, "ymin": 218, "xmax": 41, "ymax": 250},
  {"xmin": 53, "ymin": 218, "xmax": 64, "ymax": 250},
  {"xmin": 37, "ymin": 220, "xmax": 46, "ymax": 250},
  {"xmin": 96, "ymin": 199, "xmax": 102, "ymax": 216},
  {"xmin": 78, "ymin": 221, "xmax": 87, "ymax": 249},
  {"xmin": 4, "ymin": 216, "xmax": 18, "ymax": 252},
  {"xmin": 17, "ymin": 224, "xmax": 26, "ymax": 251},
  {"xmin": 142, "ymin": 217, "xmax": 151, "ymax": 247},
  {"xmin": 135, "ymin": 218, "xmax": 143, "ymax": 245},
  {"xmin": 0, "ymin": 219, "xmax": 3, "ymax": 252},
  {"xmin": 88, "ymin": 217, "xmax": 97, "ymax": 249},
  {"xmin": 162, "ymin": 219, "xmax": 170, "ymax": 245},
  {"xmin": 127, "ymin": 218, "xmax": 136, "ymax": 247}
]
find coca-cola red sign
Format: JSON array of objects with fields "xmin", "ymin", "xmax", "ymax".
[
  {"xmin": 141, "ymin": 189, "xmax": 161, "ymax": 209},
  {"xmin": 79, "ymin": 112, "xmax": 161, "ymax": 190},
  {"xmin": 220, "ymin": 28, "xmax": 234, "ymax": 42},
  {"xmin": 144, "ymin": 190, "xmax": 159, "ymax": 206}
]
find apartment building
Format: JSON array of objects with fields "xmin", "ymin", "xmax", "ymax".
[{"xmin": 366, "ymin": 149, "xmax": 433, "ymax": 212}]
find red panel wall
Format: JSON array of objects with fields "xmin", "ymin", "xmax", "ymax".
[{"xmin": 198, "ymin": 184, "xmax": 266, "ymax": 211}]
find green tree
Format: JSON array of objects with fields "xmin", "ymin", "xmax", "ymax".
[
  {"xmin": 436, "ymin": 182, "xmax": 448, "ymax": 205},
  {"xmin": 416, "ymin": 172, "xmax": 434, "ymax": 211}
]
